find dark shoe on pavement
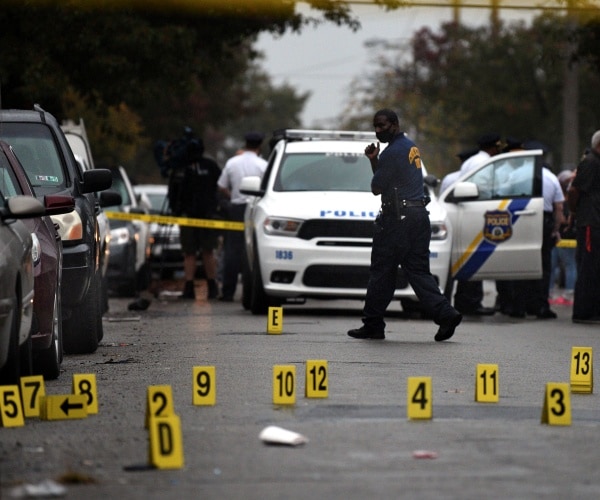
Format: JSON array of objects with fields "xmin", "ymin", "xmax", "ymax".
[
  {"xmin": 208, "ymin": 279, "xmax": 219, "ymax": 300},
  {"xmin": 179, "ymin": 280, "xmax": 195, "ymax": 300},
  {"xmin": 347, "ymin": 326, "xmax": 385, "ymax": 340},
  {"xmin": 536, "ymin": 308, "xmax": 557, "ymax": 319},
  {"xmin": 457, "ymin": 306, "xmax": 495, "ymax": 316},
  {"xmin": 573, "ymin": 316, "xmax": 600, "ymax": 324},
  {"xmin": 128, "ymin": 297, "xmax": 151, "ymax": 311},
  {"xmin": 435, "ymin": 312, "xmax": 462, "ymax": 342}
]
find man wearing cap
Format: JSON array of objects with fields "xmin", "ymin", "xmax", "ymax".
[
  {"xmin": 217, "ymin": 132, "xmax": 268, "ymax": 301},
  {"xmin": 460, "ymin": 133, "xmax": 503, "ymax": 175},
  {"xmin": 568, "ymin": 129, "xmax": 600, "ymax": 323}
]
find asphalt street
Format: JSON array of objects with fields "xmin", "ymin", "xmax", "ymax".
[{"xmin": 1, "ymin": 281, "xmax": 600, "ymax": 499}]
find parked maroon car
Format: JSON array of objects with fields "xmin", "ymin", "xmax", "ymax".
[{"xmin": 0, "ymin": 141, "xmax": 74, "ymax": 379}]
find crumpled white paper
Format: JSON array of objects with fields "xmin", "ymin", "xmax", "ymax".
[
  {"xmin": 10, "ymin": 479, "xmax": 67, "ymax": 498},
  {"xmin": 259, "ymin": 426, "xmax": 308, "ymax": 446}
]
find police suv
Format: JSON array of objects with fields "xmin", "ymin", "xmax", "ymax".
[{"xmin": 240, "ymin": 129, "xmax": 544, "ymax": 315}]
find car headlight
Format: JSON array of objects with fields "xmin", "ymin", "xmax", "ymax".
[
  {"xmin": 110, "ymin": 227, "xmax": 132, "ymax": 246},
  {"xmin": 51, "ymin": 210, "xmax": 83, "ymax": 241},
  {"xmin": 430, "ymin": 221, "xmax": 448, "ymax": 240},
  {"xmin": 31, "ymin": 233, "xmax": 41, "ymax": 266},
  {"xmin": 263, "ymin": 217, "xmax": 303, "ymax": 236}
]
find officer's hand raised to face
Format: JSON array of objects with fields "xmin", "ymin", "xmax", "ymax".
[{"xmin": 365, "ymin": 142, "xmax": 380, "ymax": 160}]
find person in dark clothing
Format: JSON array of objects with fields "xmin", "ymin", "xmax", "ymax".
[
  {"xmin": 568, "ymin": 130, "xmax": 600, "ymax": 323},
  {"xmin": 347, "ymin": 109, "xmax": 462, "ymax": 341},
  {"xmin": 177, "ymin": 138, "xmax": 222, "ymax": 300}
]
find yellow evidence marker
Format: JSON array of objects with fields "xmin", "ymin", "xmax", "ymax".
[
  {"xmin": 145, "ymin": 385, "xmax": 175, "ymax": 428},
  {"xmin": 407, "ymin": 377, "xmax": 432, "ymax": 420},
  {"xmin": 148, "ymin": 415, "xmax": 184, "ymax": 469},
  {"xmin": 72, "ymin": 374, "xmax": 99, "ymax": 414},
  {"xmin": 267, "ymin": 306, "xmax": 283, "ymax": 334},
  {"xmin": 192, "ymin": 366, "xmax": 216, "ymax": 406},
  {"xmin": 273, "ymin": 365, "xmax": 296, "ymax": 405},
  {"xmin": 541, "ymin": 382, "xmax": 572, "ymax": 426},
  {"xmin": 475, "ymin": 364, "xmax": 499, "ymax": 403},
  {"xmin": 40, "ymin": 394, "xmax": 88, "ymax": 421},
  {"xmin": 570, "ymin": 346, "xmax": 593, "ymax": 394},
  {"xmin": 20, "ymin": 375, "xmax": 45, "ymax": 418},
  {"xmin": 305, "ymin": 360, "xmax": 328, "ymax": 398},
  {"xmin": 0, "ymin": 385, "xmax": 25, "ymax": 427}
]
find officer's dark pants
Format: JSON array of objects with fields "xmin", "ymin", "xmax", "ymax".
[
  {"xmin": 573, "ymin": 225, "xmax": 600, "ymax": 320},
  {"xmin": 453, "ymin": 280, "xmax": 485, "ymax": 312},
  {"xmin": 221, "ymin": 203, "xmax": 247, "ymax": 299},
  {"xmin": 362, "ymin": 208, "xmax": 456, "ymax": 332},
  {"xmin": 517, "ymin": 212, "xmax": 556, "ymax": 314}
]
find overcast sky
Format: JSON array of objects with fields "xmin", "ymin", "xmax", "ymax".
[{"xmin": 255, "ymin": 2, "xmax": 540, "ymax": 127}]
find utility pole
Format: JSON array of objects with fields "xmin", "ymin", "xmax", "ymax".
[{"xmin": 562, "ymin": 0, "xmax": 580, "ymax": 170}]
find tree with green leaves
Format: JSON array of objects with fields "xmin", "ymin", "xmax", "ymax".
[{"xmin": 341, "ymin": 13, "xmax": 600, "ymax": 177}]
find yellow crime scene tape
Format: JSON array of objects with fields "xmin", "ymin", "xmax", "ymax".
[{"xmin": 104, "ymin": 211, "xmax": 244, "ymax": 231}]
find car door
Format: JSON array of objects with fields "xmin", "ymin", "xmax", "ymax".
[{"xmin": 441, "ymin": 150, "xmax": 544, "ymax": 281}]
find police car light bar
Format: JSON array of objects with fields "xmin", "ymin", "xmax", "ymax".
[{"xmin": 274, "ymin": 129, "xmax": 377, "ymax": 142}]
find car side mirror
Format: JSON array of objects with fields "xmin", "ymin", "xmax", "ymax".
[
  {"xmin": 99, "ymin": 190, "xmax": 122, "ymax": 207},
  {"xmin": 1, "ymin": 195, "xmax": 46, "ymax": 220},
  {"xmin": 81, "ymin": 169, "xmax": 113, "ymax": 194},
  {"xmin": 424, "ymin": 174, "xmax": 439, "ymax": 188},
  {"xmin": 240, "ymin": 176, "xmax": 264, "ymax": 197},
  {"xmin": 446, "ymin": 182, "xmax": 480, "ymax": 202}
]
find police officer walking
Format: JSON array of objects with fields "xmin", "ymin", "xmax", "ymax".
[{"xmin": 348, "ymin": 109, "xmax": 462, "ymax": 342}]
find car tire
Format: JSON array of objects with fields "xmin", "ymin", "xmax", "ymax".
[
  {"xmin": 250, "ymin": 252, "xmax": 269, "ymax": 315},
  {"xmin": 63, "ymin": 272, "xmax": 100, "ymax": 354},
  {"xmin": 35, "ymin": 288, "xmax": 62, "ymax": 380}
]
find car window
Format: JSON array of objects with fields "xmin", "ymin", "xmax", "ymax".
[
  {"xmin": 144, "ymin": 192, "xmax": 167, "ymax": 213},
  {"xmin": 464, "ymin": 155, "xmax": 537, "ymax": 200},
  {"xmin": 2, "ymin": 123, "xmax": 65, "ymax": 190},
  {"xmin": 274, "ymin": 152, "xmax": 372, "ymax": 192},
  {"xmin": 0, "ymin": 152, "xmax": 21, "ymax": 197},
  {"xmin": 106, "ymin": 173, "xmax": 132, "ymax": 207}
]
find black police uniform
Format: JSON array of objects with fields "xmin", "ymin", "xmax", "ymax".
[{"xmin": 356, "ymin": 133, "xmax": 460, "ymax": 339}]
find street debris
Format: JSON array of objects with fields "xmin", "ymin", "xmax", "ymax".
[{"xmin": 259, "ymin": 426, "xmax": 308, "ymax": 446}]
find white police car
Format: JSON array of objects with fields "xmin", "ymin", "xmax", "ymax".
[
  {"xmin": 240, "ymin": 129, "xmax": 544, "ymax": 315},
  {"xmin": 239, "ymin": 129, "xmax": 451, "ymax": 314}
]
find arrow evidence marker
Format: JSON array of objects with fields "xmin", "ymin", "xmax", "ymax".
[
  {"xmin": 72, "ymin": 374, "xmax": 99, "ymax": 414},
  {"xmin": 149, "ymin": 415, "xmax": 184, "ymax": 469},
  {"xmin": 475, "ymin": 364, "xmax": 499, "ymax": 403},
  {"xmin": 40, "ymin": 394, "xmax": 88, "ymax": 421},
  {"xmin": 193, "ymin": 366, "xmax": 216, "ymax": 406},
  {"xmin": 407, "ymin": 377, "xmax": 432, "ymax": 420},
  {"xmin": 541, "ymin": 382, "xmax": 572, "ymax": 426},
  {"xmin": 570, "ymin": 347, "xmax": 593, "ymax": 394},
  {"xmin": 0, "ymin": 385, "xmax": 25, "ymax": 427},
  {"xmin": 20, "ymin": 375, "xmax": 45, "ymax": 418},
  {"xmin": 267, "ymin": 307, "xmax": 283, "ymax": 334}
]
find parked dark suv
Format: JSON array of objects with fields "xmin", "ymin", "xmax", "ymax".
[{"xmin": 0, "ymin": 105, "xmax": 113, "ymax": 354}]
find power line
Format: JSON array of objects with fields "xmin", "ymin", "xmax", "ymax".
[{"xmin": 345, "ymin": 0, "xmax": 600, "ymax": 13}]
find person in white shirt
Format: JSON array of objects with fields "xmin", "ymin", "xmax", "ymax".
[{"xmin": 217, "ymin": 132, "xmax": 268, "ymax": 301}]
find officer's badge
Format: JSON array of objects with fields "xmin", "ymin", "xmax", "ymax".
[{"xmin": 483, "ymin": 210, "xmax": 512, "ymax": 243}]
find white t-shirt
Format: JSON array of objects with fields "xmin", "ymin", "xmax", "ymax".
[
  {"xmin": 217, "ymin": 151, "xmax": 268, "ymax": 204},
  {"xmin": 542, "ymin": 167, "xmax": 565, "ymax": 212},
  {"xmin": 459, "ymin": 150, "xmax": 491, "ymax": 175}
]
